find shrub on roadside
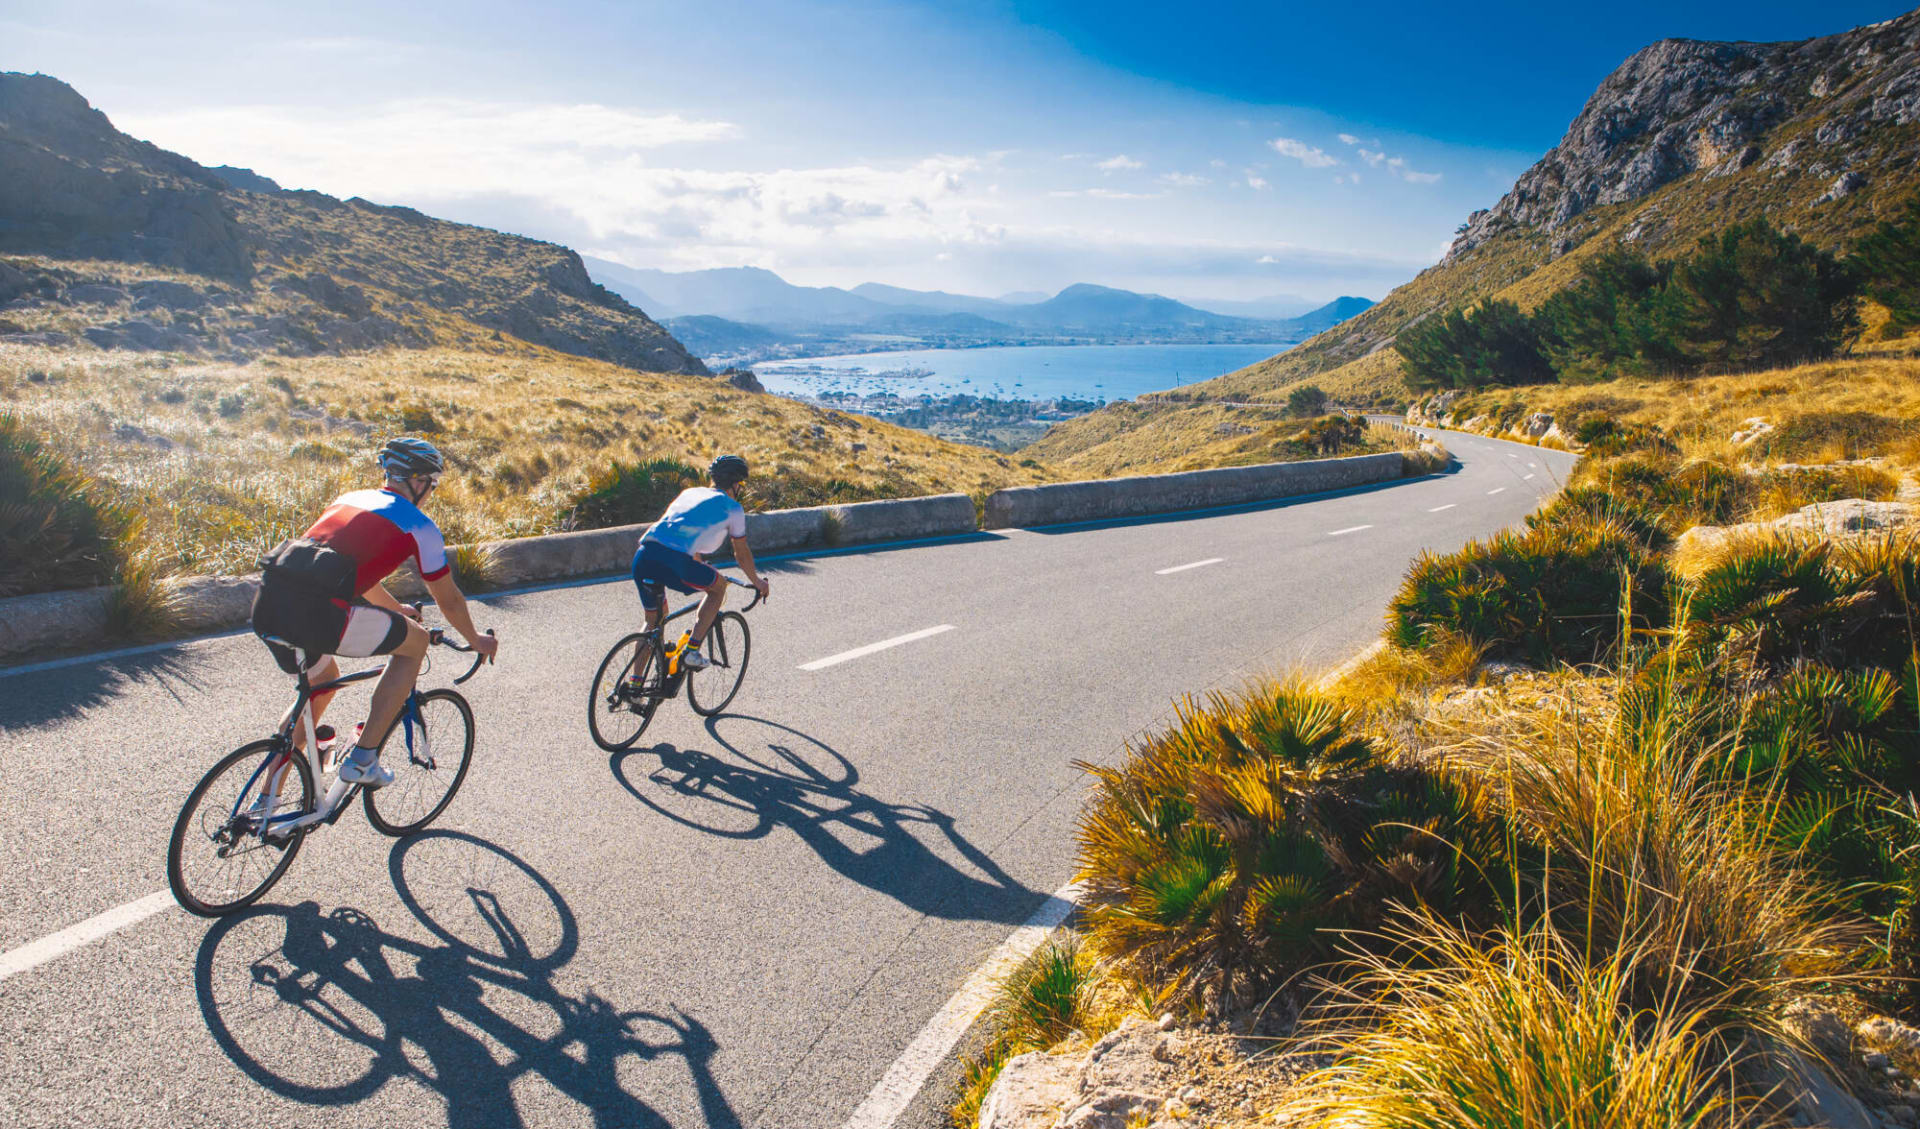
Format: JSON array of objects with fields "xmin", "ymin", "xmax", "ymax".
[
  {"xmin": 563, "ymin": 457, "xmax": 702, "ymax": 529},
  {"xmin": 1074, "ymin": 682, "xmax": 1508, "ymax": 1007},
  {"xmin": 1388, "ymin": 515, "xmax": 1669, "ymax": 666},
  {"xmin": 0, "ymin": 413, "xmax": 137, "ymax": 597},
  {"xmin": 950, "ymin": 934, "xmax": 1114, "ymax": 1129}
]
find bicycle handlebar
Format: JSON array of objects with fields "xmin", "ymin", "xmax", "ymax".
[
  {"xmin": 722, "ymin": 574, "xmax": 764, "ymax": 613},
  {"xmin": 428, "ymin": 627, "xmax": 496, "ymax": 685}
]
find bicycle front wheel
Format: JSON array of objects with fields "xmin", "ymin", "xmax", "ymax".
[
  {"xmin": 589, "ymin": 633, "xmax": 665, "ymax": 751},
  {"xmin": 687, "ymin": 611, "xmax": 751, "ymax": 717},
  {"xmin": 168, "ymin": 740, "xmax": 316, "ymax": 917},
  {"xmin": 364, "ymin": 689, "xmax": 476, "ymax": 836}
]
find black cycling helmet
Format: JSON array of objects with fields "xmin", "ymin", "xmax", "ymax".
[
  {"xmin": 709, "ymin": 454, "xmax": 749, "ymax": 489},
  {"xmin": 378, "ymin": 436, "xmax": 445, "ymax": 479}
]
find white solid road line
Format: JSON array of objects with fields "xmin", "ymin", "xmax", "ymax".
[
  {"xmin": 1487, "ymin": 487, "xmax": 1507, "ymax": 495},
  {"xmin": 840, "ymin": 883, "xmax": 1083, "ymax": 1129},
  {"xmin": 1327, "ymin": 525, "xmax": 1373, "ymax": 536},
  {"xmin": 1428, "ymin": 504, "xmax": 1457, "ymax": 512},
  {"xmin": 0, "ymin": 890, "xmax": 172, "ymax": 983},
  {"xmin": 1156, "ymin": 558, "xmax": 1224, "ymax": 575},
  {"xmin": 799, "ymin": 625, "xmax": 956, "ymax": 671}
]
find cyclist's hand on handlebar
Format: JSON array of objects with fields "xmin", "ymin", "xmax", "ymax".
[
  {"xmin": 402, "ymin": 603, "xmax": 425, "ymax": 622},
  {"xmin": 752, "ymin": 576, "xmax": 770, "ymax": 600},
  {"xmin": 468, "ymin": 631, "xmax": 500, "ymax": 663}
]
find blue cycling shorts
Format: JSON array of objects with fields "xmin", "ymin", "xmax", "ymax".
[{"xmin": 630, "ymin": 540, "xmax": 719, "ymax": 611}]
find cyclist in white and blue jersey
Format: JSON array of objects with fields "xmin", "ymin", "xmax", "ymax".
[{"xmin": 630, "ymin": 454, "xmax": 770, "ymax": 673}]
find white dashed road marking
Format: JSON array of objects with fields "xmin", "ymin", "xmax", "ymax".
[
  {"xmin": 1156, "ymin": 558, "xmax": 1224, "ymax": 575},
  {"xmin": 1428, "ymin": 504, "xmax": 1457, "ymax": 512},
  {"xmin": 1327, "ymin": 525, "xmax": 1373, "ymax": 536},
  {"xmin": 1524, "ymin": 474, "xmax": 1536, "ymax": 480},
  {"xmin": 1487, "ymin": 487, "xmax": 1507, "ymax": 495},
  {"xmin": 840, "ymin": 883, "xmax": 1083, "ymax": 1129},
  {"xmin": 799, "ymin": 625, "xmax": 955, "ymax": 671},
  {"xmin": 0, "ymin": 890, "xmax": 173, "ymax": 984}
]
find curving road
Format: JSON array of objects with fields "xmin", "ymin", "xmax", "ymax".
[{"xmin": 0, "ymin": 427, "xmax": 1574, "ymax": 1129}]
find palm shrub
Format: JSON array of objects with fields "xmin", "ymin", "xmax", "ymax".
[
  {"xmin": 0, "ymin": 413, "xmax": 137, "ymax": 597},
  {"xmin": 1388, "ymin": 515, "xmax": 1669, "ymax": 665},
  {"xmin": 1074, "ymin": 682, "xmax": 1507, "ymax": 1007},
  {"xmin": 564, "ymin": 456, "xmax": 702, "ymax": 528}
]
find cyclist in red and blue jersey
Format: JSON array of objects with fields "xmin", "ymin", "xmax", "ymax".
[
  {"xmin": 251, "ymin": 437, "xmax": 499, "ymax": 788},
  {"xmin": 630, "ymin": 454, "xmax": 770, "ymax": 675}
]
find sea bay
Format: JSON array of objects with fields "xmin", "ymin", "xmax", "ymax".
[{"xmin": 754, "ymin": 342, "xmax": 1295, "ymax": 403}]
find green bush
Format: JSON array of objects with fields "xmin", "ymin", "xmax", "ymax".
[
  {"xmin": 0, "ymin": 414, "xmax": 137, "ymax": 597},
  {"xmin": 564, "ymin": 457, "xmax": 702, "ymax": 529},
  {"xmin": 1850, "ymin": 193, "xmax": 1920, "ymax": 332},
  {"xmin": 1075, "ymin": 684, "xmax": 1507, "ymax": 1005},
  {"xmin": 1399, "ymin": 299, "xmax": 1555, "ymax": 391},
  {"xmin": 1286, "ymin": 383, "xmax": 1329, "ymax": 418},
  {"xmin": 1389, "ymin": 515, "xmax": 1669, "ymax": 665}
]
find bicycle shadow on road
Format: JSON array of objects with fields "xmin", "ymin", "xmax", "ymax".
[
  {"xmin": 610, "ymin": 714, "xmax": 1043, "ymax": 926},
  {"xmin": 0, "ymin": 646, "xmax": 210, "ymax": 731},
  {"xmin": 193, "ymin": 830, "xmax": 740, "ymax": 1129}
]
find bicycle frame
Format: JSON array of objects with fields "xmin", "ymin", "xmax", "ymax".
[
  {"xmin": 636, "ymin": 575, "xmax": 760, "ymax": 695},
  {"xmin": 230, "ymin": 632, "xmax": 488, "ymax": 841}
]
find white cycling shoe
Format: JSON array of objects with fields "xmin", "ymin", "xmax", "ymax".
[
  {"xmin": 337, "ymin": 748, "xmax": 395, "ymax": 789},
  {"xmin": 678, "ymin": 647, "xmax": 710, "ymax": 671}
]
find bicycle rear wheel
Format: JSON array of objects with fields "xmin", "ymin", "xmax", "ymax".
[
  {"xmin": 589, "ymin": 633, "xmax": 665, "ymax": 751},
  {"xmin": 687, "ymin": 611, "xmax": 751, "ymax": 717},
  {"xmin": 364, "ymin": 689, "xmax": 476, "ymax": 836},
  {"xmin": 168, "ymin": 740, "xmax": 316, "ymax": 917}
]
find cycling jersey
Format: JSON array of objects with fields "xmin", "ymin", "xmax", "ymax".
[
  {"xmin": 303, "ymin": 487, "xmax": 450, "ymax": 595},
  {"xmin": 641, "ymin": 487, "xmax": 746, "ymax": 558}
]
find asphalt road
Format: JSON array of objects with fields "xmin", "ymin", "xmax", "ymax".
[{"xmin": 0, "ymin": 427, "xmax": 1575, "ymax": 1129}]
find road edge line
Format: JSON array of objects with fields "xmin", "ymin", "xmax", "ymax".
[{"xmin": 839, "ymin": 881, "xmax": 1084, "ymax": 1129}]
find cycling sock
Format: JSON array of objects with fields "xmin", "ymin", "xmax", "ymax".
[{"xmin": 344, "ymin": 744, "xmax": 379, "ymax": 767}]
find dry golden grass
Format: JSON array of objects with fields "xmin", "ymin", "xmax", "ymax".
[
  {"xmin": 0, "ymin": 342, "xmax": 1055, "ymax": 575},
  {"xmin": 1434, "ymin": 351, "xmax": 1920, "ymax": 475},
  {"xmin": 1026, "ymin": 406, "xmax": 1424, "ymax": 478}
]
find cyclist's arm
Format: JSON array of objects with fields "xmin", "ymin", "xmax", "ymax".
[
  {"xmin": 731, "ymin": 536, "xmax": 769, "ymax": 597},
  {"xmin": 361, "ymin": 582, "xmax": 417, "ymax": 619},
  {"xmin": 423, "ymin": 572, "xmax": 490, "ymax": 649}
]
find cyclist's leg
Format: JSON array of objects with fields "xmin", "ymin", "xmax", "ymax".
[
  {"xmin": 305, "ymin": 655, "xmax": 341, "ymax": 740},
  {"xmin": 335, "ymin": 606, "xmax": 425, "ymax": 779},
  {"xmin": 688, "ymin": 575, "xmax": 728, "ymax": 647}
]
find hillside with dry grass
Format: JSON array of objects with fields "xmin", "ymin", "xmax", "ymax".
[
  {"xmin": 1033, "ymin": 8, "xmax": 1920, "ymax": 461},
  {"xmin": 0, "ymin": 72, "xmax": 704, "ymax": 375},
  {"xmin": 0, "ymin": 343, "xmax": 1051, "ymax": 579}
]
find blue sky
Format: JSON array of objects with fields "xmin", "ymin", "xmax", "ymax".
[{"xmin": 4, "ymin": 1, "xmax": 1911, "ymax": 304}]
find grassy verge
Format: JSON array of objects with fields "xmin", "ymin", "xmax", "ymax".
[{"xmin": 958, "ymin": 409, "xmax": 1920, "ymax": 1126}]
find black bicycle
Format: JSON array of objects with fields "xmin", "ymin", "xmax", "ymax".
[
  {"xmin": 167, "ymin": 623, "xmax": 493, "ymax": 917},
  {"xmin": 588, "ymin": 575, "xmax": 761, "ymax": 751}
]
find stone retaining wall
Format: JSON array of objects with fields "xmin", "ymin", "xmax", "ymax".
[
  {"xmin": 981, "ymin": 451, "xmax": 1408, "ymax": 529},
  {"xmin": 1, "ymin": 457, "xmax": 1417, "ymax": 660}
]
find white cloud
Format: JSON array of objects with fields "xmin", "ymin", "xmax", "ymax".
[
  {"xmin": 1337, "ymin": 133, "xmax": 1360, "ymax": 146},
  {"xmin": 1049, "ymin": 188, "xmax": 1164, "ymax": 200},
  {"xmin": 1157, "ymin": 171, "xmax": 1210, "ymax": 187},
  {"xmin": 1355, "ymin": 147, "xmax": 1441, "ymax": 184},
  {"xmin": 1268, "ymin": 137, "xmax": 1339, "ymax": 168},
  {"xmin": 1209, "ymin": 158, "xmax": 1228, "ymax": 169},
  {"xmin": 1245, "ymin": 172, "xmax": 1270, "ymax": 190},
  {"xmin": 1095, "ymin": 154, "xmax": 1144, "ymax": 172}
]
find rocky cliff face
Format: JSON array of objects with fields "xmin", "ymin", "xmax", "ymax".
[
  {"xmin": 1451, "ymin": 10, "xmax": 1920, "ymax": 258},
  {"xmin": 0, "ymin": 73, "xmax": 708, "ymax": 376}
]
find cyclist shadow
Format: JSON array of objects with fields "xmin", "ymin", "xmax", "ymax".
[
  {"xmin": 610, "ymin": 715, "xmax": 1041, "ymax": 926},
  {"xmin": 193, "ymin": 830, "xmax": 739, "ymax": 1129},
  {"xmin": 0, "ymin": 647, "xmax": 208, "ymax": 731}
]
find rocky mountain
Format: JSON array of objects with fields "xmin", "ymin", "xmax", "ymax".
[
  {"xmin": 0, "ymin": 73, "xmax": 706, "ymax": 375},
  {"xmin": 1095, "ymin": 7, "xmax": 1920, "ymax": 412},
  {"xmin": 1028, "ymin": 7, "xmax": 1920, "ymax": 462},
  {"xmin": 585, "ymin": 260, "xmax": 1373, "ymax": 363}
]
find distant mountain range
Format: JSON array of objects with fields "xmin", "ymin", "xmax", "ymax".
[{"xmin": 581, "ymin": 257, "xmax": 1373, "ymax": 363}]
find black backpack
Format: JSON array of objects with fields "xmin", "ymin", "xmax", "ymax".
[{"xmin": 258, "ymin": 538, "xmax": 359, "ymax": 601}]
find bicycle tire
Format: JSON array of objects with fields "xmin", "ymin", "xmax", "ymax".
[
  {"xmin": 589, "ymin": 632, "xmax": 664, "ymax": 751},
  {"xmin": 168, "ymin": 739, "xmax": 315, "ymax": 917},
  {"xmin": 687, "ymin": 611, "xmax": 751, "ymax": 717},
  {"xmin": 363, "ymin": 689, "xmax": 475, "ymax": 836}
]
